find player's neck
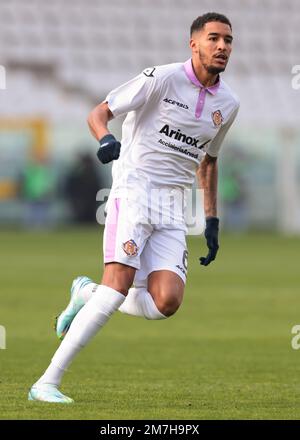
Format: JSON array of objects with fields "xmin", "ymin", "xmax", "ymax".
[{"xmin": 191, "ymin": 58, "xmax": 219, "ymax": 88}]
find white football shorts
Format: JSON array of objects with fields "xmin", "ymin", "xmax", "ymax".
[{"xmin": 103, "ymin": 196, "xmax": 188, "ymax": 284}]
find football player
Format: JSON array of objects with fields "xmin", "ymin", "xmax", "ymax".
[{"xmin": 29, "ymin": 12, "xmax": 239, "ymax": 403}]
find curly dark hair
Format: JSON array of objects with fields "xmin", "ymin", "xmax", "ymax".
[{"xmin": 190, "ymin": 12, "xmax": 232, "ymax": 36}]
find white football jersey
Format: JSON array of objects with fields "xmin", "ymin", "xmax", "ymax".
[{"xmin": 105, "ymin": 59, "xmax": 239, "ymax": 196}]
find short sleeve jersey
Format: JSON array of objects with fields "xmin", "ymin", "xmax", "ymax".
[{"xmin": 105, "ymin": 59, "xmax": 239, "ymax": 195}]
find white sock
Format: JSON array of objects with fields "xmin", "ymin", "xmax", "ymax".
[
  {"xmin": 69, "ymin": 281, "xmax": 166, "ymax": 321},
  {"xmin": 36, "ymin": 285, "xmax": 124, "ymax": 387},
  {"xmin": 78, "ymin": 282, "xmax": 97, "ymax": 304},
  {"xmin": 118, "ymin": 287, "xmax": 166, "ymax": 320}
]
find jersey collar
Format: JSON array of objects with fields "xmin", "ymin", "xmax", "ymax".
[{"xmin": 183, "ymin": 59, "xmax": 220, "ymax": 95}]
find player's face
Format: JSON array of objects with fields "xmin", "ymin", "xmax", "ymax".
[{"xmin": 190, "ymin": 21, "xmax": 233, "ymax": 75}]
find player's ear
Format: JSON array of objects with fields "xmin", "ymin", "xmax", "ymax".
[{"xmin": 189, "ymin": 37, "xmax": 198, "ymax": 54}]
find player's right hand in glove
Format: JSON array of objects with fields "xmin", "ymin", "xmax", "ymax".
[
  {"xmin": 97, "ymin": 134, "xmax": 121, "ymax": 164},
  {"xmin": 199, "ymin": 216, "xmax": 219, "ymax": 266}
]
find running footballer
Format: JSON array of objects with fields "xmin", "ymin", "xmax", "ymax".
[{"xmin": 29, "ymin": 12, "xmax": 239, "ymax": 403}]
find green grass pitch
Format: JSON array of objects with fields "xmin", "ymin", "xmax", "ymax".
[{"xmin": 0, "ymin": 228, "xmax": 300, "ymax": 419}]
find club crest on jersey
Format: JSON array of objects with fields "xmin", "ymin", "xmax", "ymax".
[
  {"xmin": 211, "ymin": 110, "xmax": 223, "ymax": 127},
  {"xmin": 122, "ymin": 239, "xmax": 138, "ymax": 257}
]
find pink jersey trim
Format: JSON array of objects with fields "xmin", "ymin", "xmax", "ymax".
[
  {"xmin": 104, "ymin": 198, "xmax": 120, "ymax": 261},
  {"xmin": 183, "ymin": 59, "xmax": 220, "ymax": 119}
]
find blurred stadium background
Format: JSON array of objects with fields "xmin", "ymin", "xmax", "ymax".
[
  {"xmin": 0, "ymin": 0, "xmax": 299, "ymax": 231},
  {"xmin": 1, "ymin": 0, "xmax": 300, "ymax": 420}
]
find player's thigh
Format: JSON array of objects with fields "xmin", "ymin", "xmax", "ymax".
[
  {"xmin": 141, "ymin": 227, "xmax": 188, "ymax": 283},
  {"xmin": 102, "ymin": 197, "xmax": 152, "ymax": 294},
  {"xmin": 135, "ymin": 227, "xmax": 188, "ymax": 311}
]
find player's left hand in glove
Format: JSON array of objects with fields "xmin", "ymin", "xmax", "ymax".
[
  {"xmin": 199, "ymin": 216, "xmax": 219, "ymax": 266},
  {"xmin": 97, "ymin": 134, "xmax": 121, "ymax": 164}
]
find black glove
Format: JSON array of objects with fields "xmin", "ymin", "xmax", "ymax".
[
  {"xmin": 97, "ymin": 134, "xmax": 121, "ymax": 164},
  {"xmin": 199, "ymin": 217, "xmax": 219, "ymax": 266}
]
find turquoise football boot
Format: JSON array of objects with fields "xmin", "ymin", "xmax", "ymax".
[
  {"xmin": 55, "ymin": 276, "xmax": 94, "ymax": 340},
  {"xmin": 28, "ymin": 383, "xmax": 74, "ymax": 403}
]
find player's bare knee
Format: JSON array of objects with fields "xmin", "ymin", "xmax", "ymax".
[{"xmin": 155, "ymin": 295, "xmax": 182, "ymax": 317}]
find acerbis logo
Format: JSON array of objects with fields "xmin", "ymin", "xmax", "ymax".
[
  {"xmin": 163, "ymin": 98, "xmax": 189, "ymax": 110},
  {"xmin": 159, "ymin": 124, "xmax": 210, "ymax": 150}
]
